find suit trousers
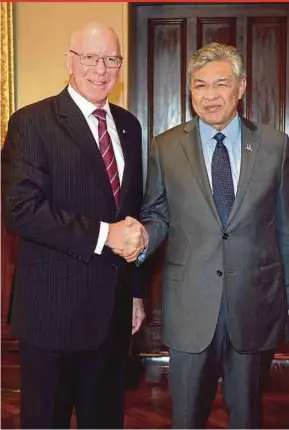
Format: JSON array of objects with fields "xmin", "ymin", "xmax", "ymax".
[
  {"xmin": 19, "ymin": 341, "xmax": 126, "ymax": 429},
  {"xmin": 19, "ymin": 285, "xmax": 132, "ymax": 430},
  {"xmin": 168, "ymin": 299, "xmax": 274, "ymax": 429}
]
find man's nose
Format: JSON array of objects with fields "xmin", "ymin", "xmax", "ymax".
[
  {"xmin": 94, "ymin": 58, "xmax": 107, "ymax": 74},
  {"xmin": 204, "ymin": 86, "xmax": 218, "ymax": 99}
]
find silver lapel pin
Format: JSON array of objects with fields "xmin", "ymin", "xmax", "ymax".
[
  {"xmin": 122, "ymin": 129, "xmax": 127, "ymax": 134},
  {"xmin": 245, "ymin": 144, "xmax": 252, "ymax": 152}
]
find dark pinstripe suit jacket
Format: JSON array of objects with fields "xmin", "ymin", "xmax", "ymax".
[{"xmin": 1, "ymin": 87, "xmax": 143, "ymax": 351}]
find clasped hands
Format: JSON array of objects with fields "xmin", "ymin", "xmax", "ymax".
[{"xmin": 106, "ymin": 216, "xmax": 149, "ymax": 263}]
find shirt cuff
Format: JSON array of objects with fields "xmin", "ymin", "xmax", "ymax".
[
  {"xmin": 135, "ymin": 247, "xmax": 148, "ymax": 267},
  {"xmin": 94, "ymin": 222, "xmax": 109, "ymax": 254}
]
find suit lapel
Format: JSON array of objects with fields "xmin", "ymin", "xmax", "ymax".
[
  {"xmin": 180, "ymin": 120, "xmax": 221, "ymax": 225},
  {"xmin": 55, "ymin": 91, "xmax": 136, "ymax": 211},
  {"xmin": 227, "ymin": 119, "xmax": 261, "ymax": 226},
  {"xmin": 54, "ymin": 88, "xmax": 114, "ymax": 200},
  {"xmin": 180, "ymin": 117, "xmax": 262, "ymax": 228},
  {"xmin": 55, "ymin": 88, "xmax": 101, "ymax": 157}
]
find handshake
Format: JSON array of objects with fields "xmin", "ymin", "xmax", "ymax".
[{"xmin": 106, "ymin": 216, "xmax": 149, "ymax": 263}]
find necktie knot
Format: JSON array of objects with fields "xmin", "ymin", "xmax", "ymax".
[
  {"xmin": 92, "ymin": 109, "xmax": 107, "ymax": 122},
  {"xmin": 213, "ymin": 132, "xmax": 226, "ymax": 148}
]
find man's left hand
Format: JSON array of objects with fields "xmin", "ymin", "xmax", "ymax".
[{"xmin": 132, "ymin": 298, "xmax": 146, "ymax": 335}]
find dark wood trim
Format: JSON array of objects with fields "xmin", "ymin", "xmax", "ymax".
[
  {"xmin": 147, "ymin": 19, "xmax": 154, "ymax": 146},
  {"xmin": 279, "ymin": 16, "xmax": 287, "ymax": 132},
  {"xmin": 180, "ymin": 19, "xmax": 187, "ymax": 124}
]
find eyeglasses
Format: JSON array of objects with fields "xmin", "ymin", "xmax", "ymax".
[{"xmin": 70, "ymin": 50, "xmax": 123, "ymax": 68}]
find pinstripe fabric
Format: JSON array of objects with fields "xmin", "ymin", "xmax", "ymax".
[{"xmin": 1, "ymin": 87, "xmax": 144, "ymax": 351}]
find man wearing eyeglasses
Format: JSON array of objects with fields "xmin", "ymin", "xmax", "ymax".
[{"xmin": 2, "ymin": 22, "xmax": 147, "ymax": 429}]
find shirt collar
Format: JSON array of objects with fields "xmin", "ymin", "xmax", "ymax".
[
  {"xmin": 67, "ymin": 85, "xmax": 113, "ymax": 120},
  {"xmin": 199, "ymin": 114, "xmax": 240, "ymax": 144}
]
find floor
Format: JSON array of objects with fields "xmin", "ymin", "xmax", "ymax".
[{"xmin": 2, "ymin": 352, "xmax": 289, "ymax": 429}]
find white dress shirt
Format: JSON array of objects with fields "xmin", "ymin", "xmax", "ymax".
[{"xmin": 67, "ymin": 85, "xmax": 124, "ymax": 254}]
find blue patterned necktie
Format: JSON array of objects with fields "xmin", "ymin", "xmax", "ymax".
[{"xmin": 211, "ymin": 132, "xmax": 235, "ymax": 227}]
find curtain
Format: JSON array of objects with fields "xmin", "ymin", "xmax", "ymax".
[
  {"xmin": 1, "ymin": 2, "xmax": 17, "ymax": 329},
  {"xmin": 1, "ymin": 2, "xmax": 14, "ymax": 146}
]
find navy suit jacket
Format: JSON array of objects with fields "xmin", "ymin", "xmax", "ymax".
[{"xmin": 2, "ymin": 87, "xmax": 144, "ymax": 351}]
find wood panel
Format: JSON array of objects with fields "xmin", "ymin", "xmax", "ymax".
[
  {"xmin": 197, "ymin": 17, "xmax": 236, "ymax": 48},
  {"xmin": 246, "ymin": 17, "xmax": 287, "ymax": 131},
  {"xmin": 148, "ymin": 19, "xmax": 187, "ymax": 142}
]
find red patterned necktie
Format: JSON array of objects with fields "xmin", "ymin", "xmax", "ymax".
[{"xmin": 93, "ymin": 109, "xmax": 120, "ymax": 207}]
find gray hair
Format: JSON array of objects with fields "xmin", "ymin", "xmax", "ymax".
[{"xmin": 188, "ymin": 43, "xmax": 246, "ymax": 80}]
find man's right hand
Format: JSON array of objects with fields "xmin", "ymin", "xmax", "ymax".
[{"xmin": 106, "ymin": 216, "xmax": 148, "ymax": 262}]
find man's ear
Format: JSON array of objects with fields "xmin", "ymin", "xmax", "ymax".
[
  {"xmin": 64, "ymin": 52, "xmax": 72, "ymax": 75},
  {"xmin": 238, "ymin": 78, "xmax": 247, "ymax": 100}
]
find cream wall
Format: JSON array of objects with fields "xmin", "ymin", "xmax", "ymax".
[{"xmin": 14, "ymin": 2, "xmax": 129, "ymax": 109}]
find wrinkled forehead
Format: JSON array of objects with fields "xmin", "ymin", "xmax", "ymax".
[
  {"xmin": 192, "ymin": 60, "xmax": 236, "ymax": 81},
  {"xmin": 72, "ymin": 28, "xmax": 120, "ymax": 55}
]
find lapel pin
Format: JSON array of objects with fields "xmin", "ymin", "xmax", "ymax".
[
  {"xmin": 122, "ymin": 129, "xmax": 127, "ymax": 134},
  {"xmin": 245, "ymin": 144, "xmax": 252, "ymax": 152}
]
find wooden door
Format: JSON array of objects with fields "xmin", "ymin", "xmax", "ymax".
[{"xmin": 129, "ymin": 2, "xmax": 289, "ymax": 353}]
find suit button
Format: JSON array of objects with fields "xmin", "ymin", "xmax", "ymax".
[
  {"xmin": 216, "ymin": 270, "xmax": 223, "ymax": 277},
  {"xmin": 222, "ymin": 233, "xmax": 229, "ymax": 240}
]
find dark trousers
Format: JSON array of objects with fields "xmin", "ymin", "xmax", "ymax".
[
  {"xmin": 18, "ymin": 274, "xmax": 132, "ymax": 429},
  {"xmin": 168, "ymin": 300, "xmax": 274, "ymax": 429},
  {"xmin": 19, "ymin": 334, "xmax": 127, "ymax": 430}
]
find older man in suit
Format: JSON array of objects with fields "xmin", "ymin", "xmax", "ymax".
[
  {"xmin": 137, "ymin": 43, "xmax": 289, "ymax": 428},
  {"xmin": 2, "ymin": 22, "xmax": 147, "ymax": 429}
]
